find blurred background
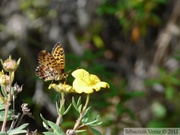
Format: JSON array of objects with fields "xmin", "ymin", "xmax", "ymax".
[{"xmin": 0, "ymin": 0, "xmax": 180, "ymax": 134}]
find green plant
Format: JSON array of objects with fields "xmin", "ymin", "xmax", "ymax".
[
  {"xmin": 0, "ymin": 55, "xmax": 110, "ymax": 135},
  {"xmin": 0, "ymin": 56, "xmax": 34, "ymax": 134},
  {"xmin": 42, "ymin": 68, "xmax": 109, "ymax": 135},
  {"xmin": 145, "ymin": 53, "xmax": 180, "ymax": 127},
  {"xmin": 98, "ymin": 0, "xmax": 168, "ymax": 41}
]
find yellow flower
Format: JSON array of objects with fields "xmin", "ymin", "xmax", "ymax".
[
  {"xmin": 72, "ymin": 69, "xmax": 110, "ymax": 94},
  {"xmin": 49, "ymin": 83, "xmax": 74, "ymax": 93}
]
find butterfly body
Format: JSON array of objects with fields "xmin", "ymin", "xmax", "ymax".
[{"xmin": 35, "ymin": 42, "xmax": 68, "ymax": 81}]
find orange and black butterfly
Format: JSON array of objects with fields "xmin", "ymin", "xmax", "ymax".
[{"xmin": 35, "ymin": 42, "xmax": 68, "ymax": 81}]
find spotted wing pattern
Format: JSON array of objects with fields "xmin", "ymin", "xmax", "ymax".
[
  {"xmin": 51, "ymin": 42, "xmax": 65, "ymax": 73},
  {"xmin": 35, "ymin": 42, "xmax": 65, "ymax": 81},
  {"xmin": 35, "ymin": 65, "xmax": 57, "ymax": 81}
]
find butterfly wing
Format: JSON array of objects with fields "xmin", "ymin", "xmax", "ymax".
[
  {"xmin": 35, "ymin": 42, "xmax": 67, "ymax": 81},
  {"xmin": 35, "ymin": 65, "xmax": 57, "ymax": 81},
  {"xmin": 38, "ymin": 50, "xmax": 61, "ymax": 72},
  {"xmin": 51, "ymin": 42, "xmax": 65, "ymax": 73},
  {"xmin": 36, "ymin": 50, "xmax": 60, "ymax": 81}
]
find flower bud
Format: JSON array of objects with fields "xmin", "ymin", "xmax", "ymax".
[
  {"xmin": 1, "ymin": 56, "xmax": 21, "ymax": 72},
  {"xmin": 0, "ymin": 73, "xmax": 10, "ymax": 86},
  {"xmin": 3, "ymin": 59, "xmax": 17, "ymax": 72}
]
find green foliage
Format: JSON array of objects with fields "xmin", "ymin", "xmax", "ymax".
[
  {"xmin": 72, "ymin": 96, "xmax": 103, "ymax": 135},
  {"xmin": 68, "ymin": 51, "xmax": 146, "ymax": 133},
  {"xmin": 145, "ymin": 54, "xmax": 180, "ymax": 127},
  {"xmin": 1, "ymin": 0, "xmax": 179, "ymax": 134},
  {"xmin": 0, "ymin": 109, "xmax": 13, "ymax": 121},
  {"xmin": 6, "ymin": 123, "xmax": 29, "ymax": 135},
  {"xmin": 97, "ymin": 77, "xmax": 145, "ymax": 134},
  {"xmin": 43, "ymin": 121, "xmax": 65, "ymax": 135},
  {"xmin": 146, "ymin": 68, "xmax": 180, "ymax": 101},
  {"xmin": 72, "ymin": 97, "xmax": 82, "ymax": 113},
  {"xmin": 0, "ymin": 56, "xmax": 33, "ymax": 134},
  {"xmin": 0, "ymin": 124, "xmax": 28, "ymax": 135},
  {"xmin": 19, "ymin": 0, "xmax": 50, "ymax": 20},
  {"xmin": 98, "ymin": 0, "xmax": 168, "ymax": 35}
]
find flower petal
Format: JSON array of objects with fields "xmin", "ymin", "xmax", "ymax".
[
  {"xmin": 100, "ymin": 82, "xmax": 110, "ymax": 88},
  {"xmin": 72, "ymin": 69, "xmax": 89, "ymax": 79},
  {"xmin": 89, "ymin": 74, "xmax": 100, "ymax": 83},
  {"xmin": 73, "ymin": 79, "xmax": 86, "ymax": 93}
]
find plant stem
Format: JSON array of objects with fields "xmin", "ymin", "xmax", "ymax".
[
  {"xmin": 16, "ymin": 114, "xmax": 25, "ymax": 127},
  {"xmin": 82, "ymin": 94, "xmax": 90, "ymax": 112},
  {"xmin": 56, "ymin": 92, "xmax": 65, "ymax": 125},
  {"xmin": 56, "ymin": 114, "xmax": 62, "ymax": 125},
  {"xmin": 9, "ymin": 113, "xmax": 21, "ymax": 130},
  {"xmin": 73, "ymin": 94, "xmax": 90, "ymax": 130},
  {"xmin": 1, "ymin": 72, "xmax": 13, "ymax": 132},
  {"xmin": 1, "ymin": 95, "xmax": 11, "ymax": 132}
]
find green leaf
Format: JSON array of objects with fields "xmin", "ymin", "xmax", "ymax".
[
  {"xmin": 43, "ymin": 132, "xmax": 59, "ymax": 135},
  {"xmin": 72, "ymin": 97, "xmax": 78, "ymax": 111},
  {"xmin": 83, "ymin": 107, "xmax": 91, "ymax": 118},
  {"xmin": 0, "ymin": 101, "xmax": 5, "ymax": 110},
  {"xmin": 84, "ymin": 119, "xmax": 99, "ymax": 126},
  {"xmin": 77, "ymin": 97, "xmax": 81, "ymax": 107},
  {"xmin": 40, "ymin": 114, "xmax": 50, "ymax": 130},
  {"xmin": 0, "ymin": 132, "xmax": 8, "ymax": 135},
  {"xmin": 1, "ymin": 86, "xmax": 7, "ymax": 98},
  {"xmin": 82, "ymin": 114, "xmax": 102, "ymax": 127},
  {"xmin": 59, "ymin": 105, "xmax": 65, "ymax": 115},
  {"xmin": 0, "ymin": 109, "xmax": 13, "ymax": 121},
  {"xmin": 82, "ymin": 117, "xmax": 88, "ymax": 123},
  {"xmin": 63, "ymin": 103, "xmax": 72, "ymax": 115},
  {"xmin": 55, "ymin": 102, "xmax": 59, "ymax": 114},
  {"xmin": 89, "ymin": 126, "xmax": 102, "ymax": 135},
  {"xmin": 72, "ymin": 97, "xmax": 82, "ymax": 113},
  {"xmin": 92, "ymin": 115, "xmax": 102, "ymax": 126},
  {"xmin": 78, "ymin": 104, "xmax": 82, "ymax": 113},
  {"xmin": 47, "ymin": 121, "xmax": 65, "ymax": 135},
  {"xmin": 165, "ymin": 86, "xmax": 175, "ymax": 100},
  {"xmin": 84, "ymin": 115, "xmax": 102, "ymax": 126},
  {"xmin": 7, "ymin": 123, "xmax": 28, "ymax": 135}
]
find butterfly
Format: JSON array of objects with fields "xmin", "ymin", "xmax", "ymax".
[{"xmin": 35, "ymin": 42, "xmax": 68, "ymax": 81}]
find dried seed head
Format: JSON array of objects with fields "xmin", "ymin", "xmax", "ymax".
[
  {"xmin": 21, "ymin": 103, "xmax": 34, "ymax": 118},
  {"xmin": 14, "ymin": 83, "xmax": 23, "ymax": 94},
  {"xmin": 26, "ymin": 129, "xmax": 37, "ymax": 135}
]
